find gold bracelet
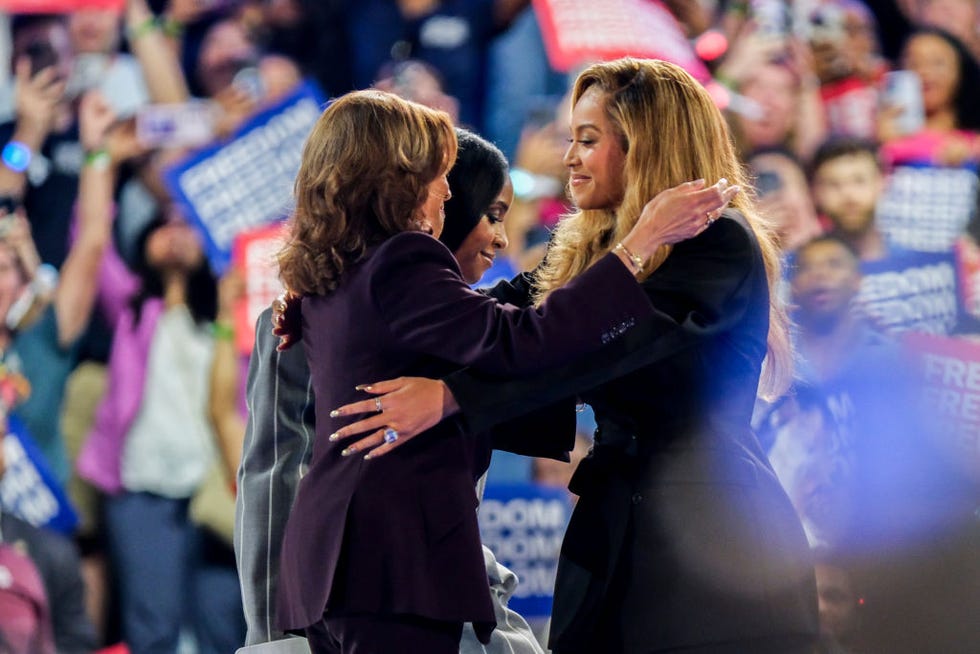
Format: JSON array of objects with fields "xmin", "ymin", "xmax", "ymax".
[{"xmin": 614, "ymin": 241, "xmax": 644, "ymax": 273}]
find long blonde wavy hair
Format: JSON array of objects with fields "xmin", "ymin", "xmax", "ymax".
[
  {"xmin": 534, "ymin": 58, "xmax": 791, "ymax": 399},
  {"xmin": 277, "ymin": 90, "xmax": 457, "ymax": 296}
]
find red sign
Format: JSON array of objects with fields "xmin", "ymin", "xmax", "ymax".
[
  {"xmin": 532, "ymin": 0, "xmax": 709, "ymax": 81},
  {"xmin": 232, "ymin": 221, "xmax": 287, "ymax": 356},
  {"xmin": 0, "ymin": 0, "xmax": 124, "ymax": 10},
  {"xmin": 905, "ymin": 332, "xmax": 980, "ymax": 482}
]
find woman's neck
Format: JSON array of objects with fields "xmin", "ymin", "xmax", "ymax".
[
  {"xmin": 925, "ymin": 107, "xmax": 958, "ymax": 132},
  {"xmin": 162, "ymin": 273, "xmax": 188, "ymax": 309}
]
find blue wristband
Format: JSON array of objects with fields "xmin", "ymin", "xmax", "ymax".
[{"xmin": 1, "ymin": 141, "xmax": 32, "ymax": 173}]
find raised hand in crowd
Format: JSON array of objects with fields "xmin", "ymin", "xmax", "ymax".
[
  {"xmin": 0, "ymin": 59, "xmax": 68, "ymax": 198},
  {"xmin": 0, "ymin": 210, "xmax": 42, "ymax": 287},
  {"xmin": 213, "ymin": 84, "xmax": 260, "ymax": 139},
  {"xmin": 715, "ymin": 18, "xmax": 787, "ymax": 89},
  {"xmin": 209, "ymin": 266, "xmax": 248, "ymax": 483},
  {"xmin": 53, "ymin": 90, "xmax": 121, "ymax": 347},
  {"xmin": 125, "ymin": 0, "xmax": 190, "ymax": 103},
  {"xmin": 782, "ymin": 36, "xmax": 828, "ymax": 161}
]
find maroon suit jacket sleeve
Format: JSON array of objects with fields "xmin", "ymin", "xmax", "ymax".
[{"xmin": 370, "ymin": 231, "xmax": 653, "ymax": 376}]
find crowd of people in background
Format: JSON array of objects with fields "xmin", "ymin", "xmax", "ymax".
[{"xmin": 0, "ymin": 0, "xmax": 978, "ymax": 653}]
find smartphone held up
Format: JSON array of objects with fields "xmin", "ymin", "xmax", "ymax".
[{"xmin": 881, "ymin": 70, "xmax": 925, "ymax": 137}]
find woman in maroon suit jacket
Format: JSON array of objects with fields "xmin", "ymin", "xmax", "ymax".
[{"xmin": 272, "ymin": 90, "xmax": 738, "ymax": 653}]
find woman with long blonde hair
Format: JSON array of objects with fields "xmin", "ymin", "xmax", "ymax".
[{"xmin": 329, "ymin": 59, "xmax": 819, "ymax": 653}]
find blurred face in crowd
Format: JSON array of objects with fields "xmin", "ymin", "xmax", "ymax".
[
  {"xmin": 69, "ymin": 9, "xmax": 121, "ymax": 54},
  {"xmin": 12, "ymin": 19, "xmax": 74, "ymax": 87},
  {"xmin": 808, "ymin": 1, "xmax": 880, "ymax": 81},
  {"xmin": 453, "ymin": 178, "xmax": 512, "ymax": 284},
  {"xmin": 815, "ymin": 563, "xmax": 860, "ymax": 642},
  {"xmin": 812, "ymin": 152, "xmax": 884, "ymax": 235},
  {"xmin": 841, "ymin": 4, "xmax": 879, "ymax": 69},
  {"xmin": 749, "ymin": 151, "xmax": 823, "ymax": 252},
  {"xmin": 738, "ymin": 63, "xmax": 797, "ymax": 149},
  {"xmin": 564, "ymin": 88, "xmax": 627, "ymax": 211},
  {"xmin": 197, "ymin": 19, "xmax": 260, "ymax": 97},
  {"xmin": 417, "ymin": 171, "xmax": 452, "ymax": 238},
  {"xmin": 145, "ymin": 221, "xmax": 205, "ymax": 274},
  {"xmin": 904, "ymin": 33, "xmax": 961, "ymax": 115},
  {"xmin": 0, "ymin": 242, "xmax": 29, "ymax": 332},
  {"xmin": 791, "ymin": 239, "xmax": 862, "ymax": 325},
  {"xmin": 918, "ymin": 0, "xmax": 979, "ymax": 47}
]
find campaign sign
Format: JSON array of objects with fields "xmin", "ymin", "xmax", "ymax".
[
  {"xmin": 478, "ymin": 483, "xmax": 573, "ymax": 619},
  {"xmin": 904, "ymin": 333, "xmax": 980, "ymax": 481},
  {"xmin": 532, "ymin": 0, "xmax": 710, "ymax": 82},
  {"xmin": 0, "ymin": 0, "xmax": 122, "ymax": 10},
  {"xmin": 876, "ymin": 163, "xmax": 978, "ymax": 254},
  {"xmin": 1, "ymin": 416, "xmax": 78, "ymax": 535},
  {"xmin": 857, "ymin": 252, "xmax": 961, "ymax": 335},
  {"xmin": 232, "ymin": 221, "xmax": 287, "ymax": 356},
  {"xmin": 164, "ymin": 81, "xmax": 325, "ymax": 274}
]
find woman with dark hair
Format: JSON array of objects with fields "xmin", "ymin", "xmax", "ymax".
[
  {"xmin": 880, "ymin": 27, "xmax": 980, "ymax": 165},
  {"xmin": 440, "ymin": 128, "xmax": 511, "ymax": 282},
  {"xmin": 272, "ymin": 88, "xmax": 733, "ymax": 653},
  {"xmin": 77, "ymin": 210, "xmax": 245, "ymax": 654}
]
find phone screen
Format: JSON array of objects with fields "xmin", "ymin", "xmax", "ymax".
[{"xmin": 882, "ymin": 70, "xmax": 925, "ymax": 136}]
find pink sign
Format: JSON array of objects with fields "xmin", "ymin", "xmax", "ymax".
[
  {"xmin": 532, "ymin": 0, "xmax": 710, "ymax": 81},
  {"xmin": 0, "ymin": 0, "xmax": 123, "ymax": 10},
  {"xmin": 232, "ymin": 222, "xmax": 287, "ymax": 356}
]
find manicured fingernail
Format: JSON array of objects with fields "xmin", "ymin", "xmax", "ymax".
[
  {"xmin": 341, "ymin": 447, "xmax": 354, "ymax": 456},
  {"xmin": 717, "ymin": 177, "xmax": 728, "ymax": 187},
  {"xmin": 355, "ymin": 384, "xmax": 373, "ymax": 391},
  {"xmin": 363, "ymin": 453, "xmax": 373, "ymax": 460},
  {"xmin": 329, "ymin": 409, "xmax": 341, "ymax": 418},
  {"xmin": 329, "ymin": 432, "xmax": 340, "ymax": 441}
]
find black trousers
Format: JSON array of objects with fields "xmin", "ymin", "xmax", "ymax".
[{"xmin": 305, "ymin": 612, "xmax": 463, "ymax": 654}]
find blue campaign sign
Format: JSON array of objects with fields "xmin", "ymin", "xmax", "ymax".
[
  {"xmin": 164, "ymin": 81, "xmax": 327, "ymax": 274},
  {"xmin": 1, "ymin": 416, "xmax": 78, "ymax": 535},
  {"xmin": 478, "ymin": 483, "xmax": 573, "ymax": 619},
  {"xmin": 876, "ymin": 162, "xmax": 978, "ymax": 254},
  {"xmin": 858, "ymin": 251, "xmax": 963, "ymax": 335}
]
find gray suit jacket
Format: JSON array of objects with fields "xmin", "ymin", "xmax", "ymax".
[{"xmin": 234, "ymin": 307, "xmax": 543, "ymax": 654}]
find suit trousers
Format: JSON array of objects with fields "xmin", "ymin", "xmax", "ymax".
[{"xmin": 305, "ymin": 613, "xmax": 463, "ymax": 654}]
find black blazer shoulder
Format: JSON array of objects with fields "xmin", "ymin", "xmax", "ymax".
[{"xmin": 444, "ymin": 210, "xmax": 769, "ymax": 433}]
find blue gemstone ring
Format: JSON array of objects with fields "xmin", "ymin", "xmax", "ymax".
[{"xmin": 383, "ymin": 428, "xmax": 399, "ymax": 444}]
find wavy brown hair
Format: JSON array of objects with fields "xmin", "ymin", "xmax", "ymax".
[
  {"xmin": 534, "ymin": 58, "xmax": 792, "ymax": 399},
  {"xmin": 278, "ymin": 90, "xmax": 457, "ymax": 296}
]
